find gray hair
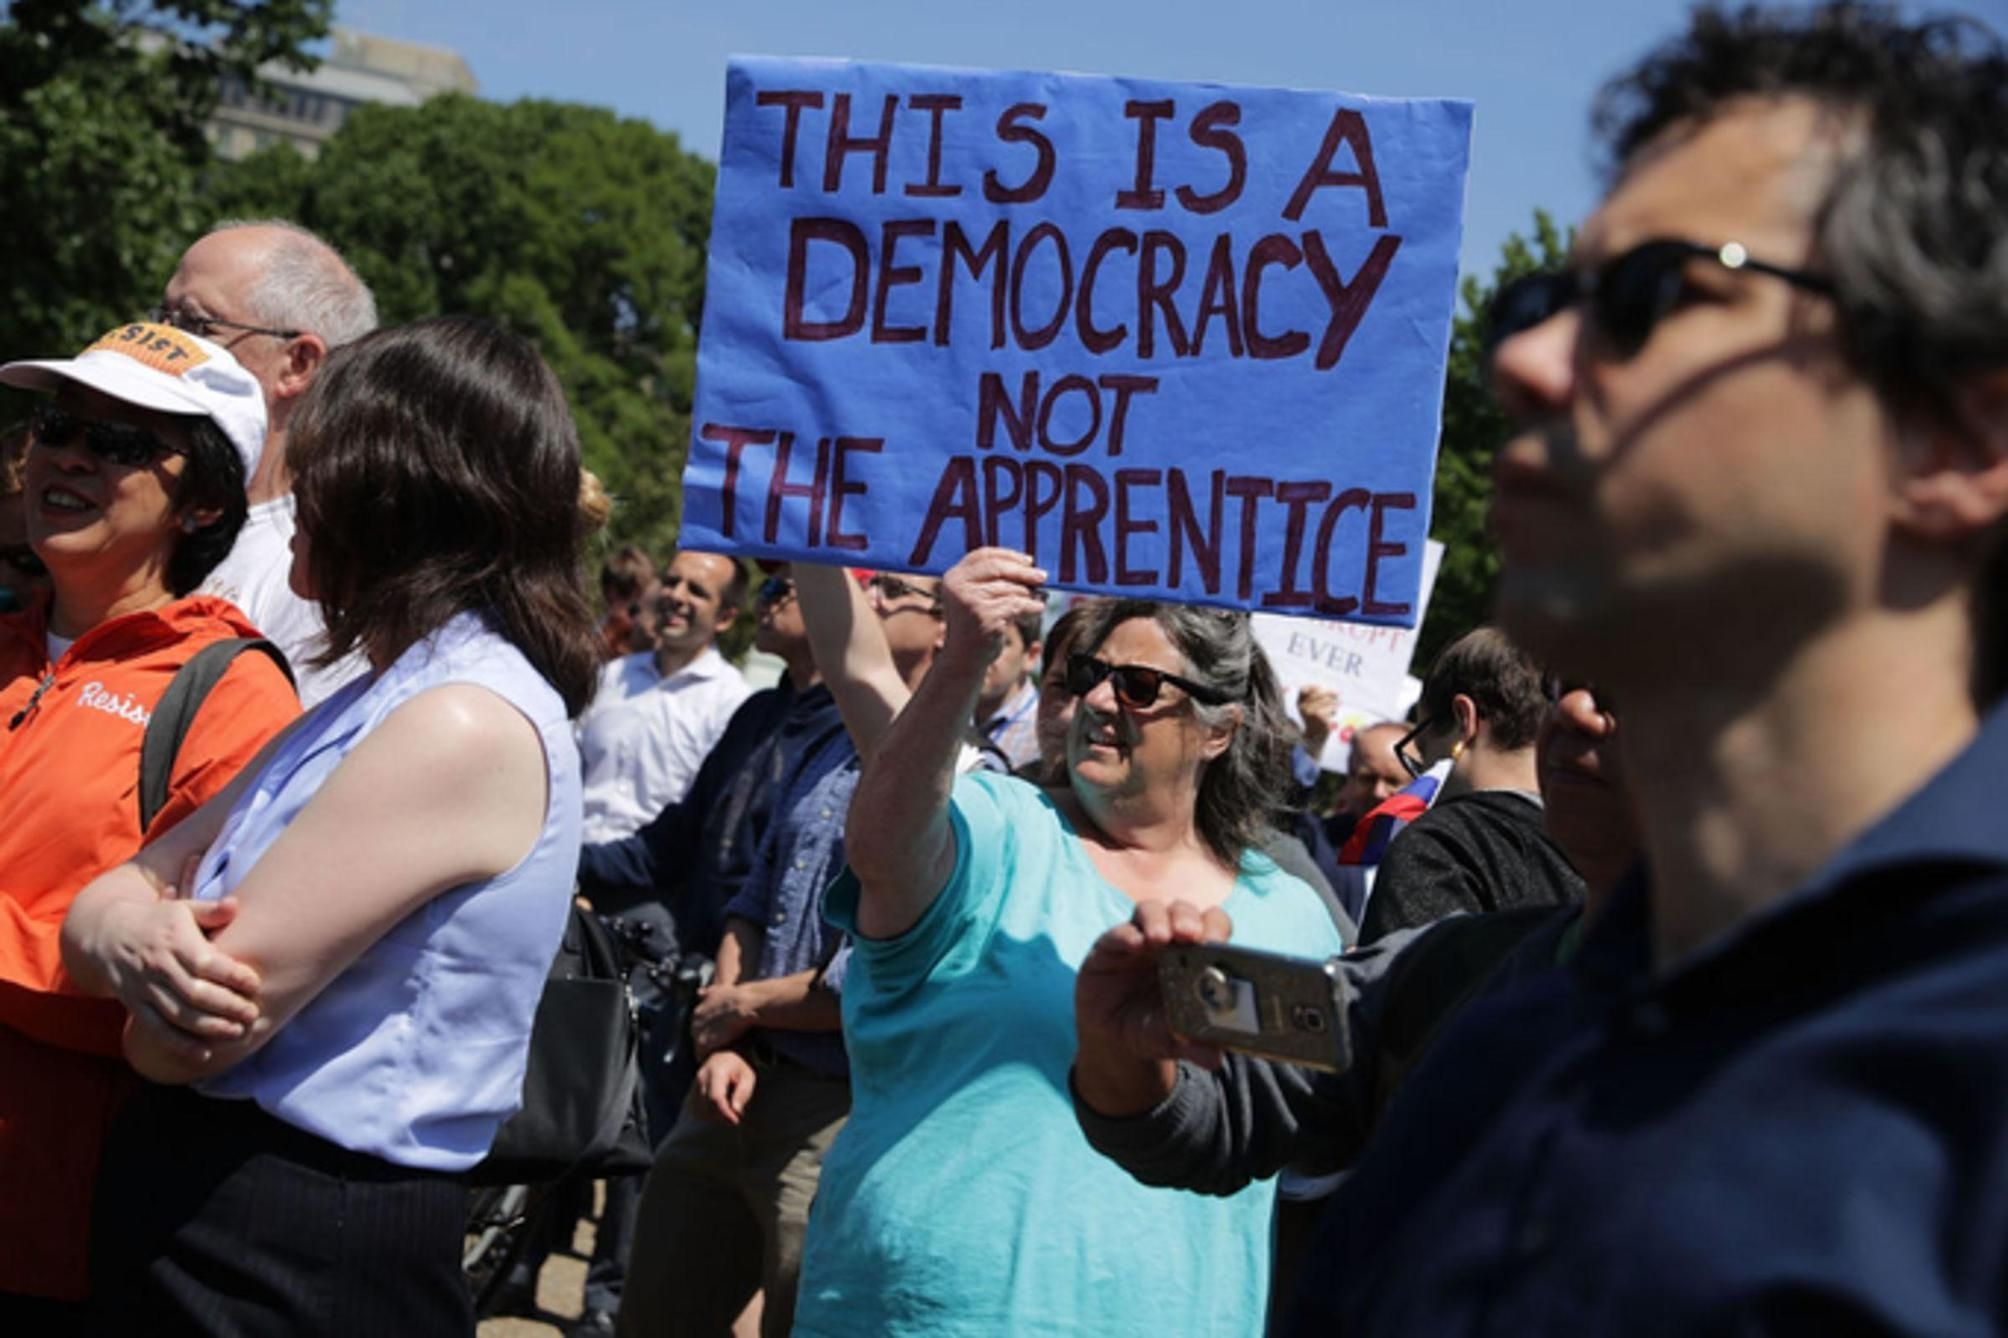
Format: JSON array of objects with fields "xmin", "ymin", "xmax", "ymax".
[
  {"xmin": 208, "ymin": 219, "xmax": 378, "ymax": 348},
  {"xmin": 1075, "ymin": 599, "xmax": 1293, "ymax": 867}
]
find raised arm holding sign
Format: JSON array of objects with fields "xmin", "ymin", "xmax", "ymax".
[{"xmin": 682, "ymin": 57, "xmax": 1472, "ymax": 626}]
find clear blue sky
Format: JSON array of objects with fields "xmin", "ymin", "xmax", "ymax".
[{"xmin": 335, "ymin": 0, "xmax": 1998, "ymax": 286}]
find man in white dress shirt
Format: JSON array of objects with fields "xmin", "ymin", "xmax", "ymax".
[
  {"xmin": 579, "ymin": 550, "xmax": 753, "ymax": 843},
  {"xmin": 160, "ymin": 220, "xmax": 378, "ymax": 706}
]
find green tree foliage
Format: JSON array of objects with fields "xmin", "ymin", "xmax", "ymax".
[
  {"xmin": 0, "ymin": 0, "xmax": 330, "ymax": 361},
  {"xmin": 1415, "ymin": 210, "xmax": 1571, "ymax": 670},
  {"xmin": 213, "ymin": 94, "xmax": 714, "ymax": 560}
]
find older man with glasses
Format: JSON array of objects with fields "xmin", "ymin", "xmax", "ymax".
[{"xmin": 158, "ymin": 219, "xmax": 378, "ymax": 705}]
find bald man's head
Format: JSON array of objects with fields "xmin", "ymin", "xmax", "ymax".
[
  {"xmin": 1336, "ymin": 721, "xmax": 1409, "ymax": 820},
  {"xmin": 161, "ymin": 221, "xmax": 377, "ymax": 495}
]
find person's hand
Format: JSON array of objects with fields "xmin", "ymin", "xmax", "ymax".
[
  {"xmin": 1077, "ymin": 900, "xmax": 1237, "ymax": 1067},
  {"xmin": 940, "ymin": 548, "xmax": 1048, "ymax": 671},
  {"xmin": 1073, "ymin": 900, "xmax": 1236, "ymax": 1117},
  {"xmin": 694, "ymin": 1049, "xmax": 758, "ymax": 1125},
  {"xmin": 1297, "ymin": 685, "xmax": 1339, "ymax": 759},
  {"xmin": 691, "ymin": 981, "xmax": 759, "ymax": 1056},
  {"xmin": 94, "ymin": 895, "xmax": 261, "ymax": 1063}
]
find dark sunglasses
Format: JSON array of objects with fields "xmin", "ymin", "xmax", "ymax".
[
  {"xmin": 757, "ymin": 575, "xmax": 796, "ymax": 606},
  {"xmin": 1066, "ymin": 653, "xmax": 1231, "ymax": 710},
  {"xmin": 30, "ymin": 404, "xmax": 183, "ymax": 469},
  {"xmin": 1485, "ymin": 238, "xmax": 1834, "ymax": 364},
  {"xmin": 0, "ymin": 543, "xmax": 47, "ymax": 578},
  {"xmin": 149, "ymin": 304, "xmax": 299, "ymax": 343},
  {"xmin": 869, "ymin": 572, "xmax": 941, "ymax": 612}
]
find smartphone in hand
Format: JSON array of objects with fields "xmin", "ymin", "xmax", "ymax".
[{"xmin": 1158, "ymin": 942, "xmax": 1351, "ymax": 1072}]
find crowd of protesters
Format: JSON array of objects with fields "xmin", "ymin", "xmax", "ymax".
[{"xmin": 0, "ymin": 3, "xmax": 2004, "ymax": 1336}]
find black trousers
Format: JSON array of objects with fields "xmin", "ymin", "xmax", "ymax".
[{"xmin": 87, "ymin": 1084, "xmax": 473, "ymax": 1338}]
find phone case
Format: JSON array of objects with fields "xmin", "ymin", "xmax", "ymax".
[{"xmin": 1158, "ymin": 942, "xmax": 1350, "ymax": 1072}]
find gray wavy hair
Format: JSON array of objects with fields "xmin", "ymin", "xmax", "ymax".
[
  {"xmin": 1074, "ymin": 599, "xmax": 1292, "ymax": 866},
  {"xmin": 209, "ymin": 219, "xmax": 378, "ymax": 348}
]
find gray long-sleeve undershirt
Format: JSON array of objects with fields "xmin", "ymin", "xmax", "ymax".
[{"xmin": 1072, "ymin": 906, "xmax": 1576, "ymax": 1196}]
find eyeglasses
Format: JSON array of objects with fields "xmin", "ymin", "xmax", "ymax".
[
  {"xmin": 30, "ymin": 404, "xmax": 184, "ymax": 469},
  {"xmin": 756, "ymin": 575, "xmax": 796, "ymax": 607},
  {"xmin": 1393, "ymin": 717, "xmax": 1434, "ymax": 780},
  {"xmin": 149, "ymin": 304, "xmax": 300, "ymax": 343},
  {"xmin": 1066, "ymin": 653, "xmax": 1232, "ymax": 710},
  {"xmin": 868, "ymin": 572, "xmax": 942, "ymax": 613},
  {"xmin": 1485, "ymin": 238, "xmax": 1835, "ymax": 365},
  {"xmin": 0, "ymin": 543, "xmax": 47, "ymax": 578}
]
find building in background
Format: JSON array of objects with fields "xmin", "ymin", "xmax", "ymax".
[{"xmin": 208, "ymin": 26, "xmax": 477, "ymax": 161}]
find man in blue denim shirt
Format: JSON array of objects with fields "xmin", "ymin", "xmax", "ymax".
[
  {"xmin": 1071, "ymin": 6, "xmax": 2008, "ymax": 1334},
  {"xmin": 617, "ymin": 569, "xmax": 950, "ymax": 1338}
]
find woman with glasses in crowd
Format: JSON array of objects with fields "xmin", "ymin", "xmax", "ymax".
[
  {"xmin": 790, "ymin": 548, "xmax": 1342, "ymax": 1336},
  {"xmin": 0, "ymin": 324, "xmax": 301, "ymax": 1324},
  {"xmin": 59, "ymin": 316, "xmax": 601, "ymax": 1336}
]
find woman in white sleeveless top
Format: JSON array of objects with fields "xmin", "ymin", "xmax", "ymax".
[{"xmin": 60, "ymin": 317, "xmax": 604, "ymax": 1336}]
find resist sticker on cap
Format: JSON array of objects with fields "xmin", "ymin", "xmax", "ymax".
[{"xmin": 85, "ymin": 323, "xmax": 211, "ymax": 378}]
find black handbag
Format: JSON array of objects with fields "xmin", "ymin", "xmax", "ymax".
[{"xmin": 466, "ymin": 904, "xmax": 654, "ymax": 1186}]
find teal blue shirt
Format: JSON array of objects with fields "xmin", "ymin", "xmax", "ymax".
[{"xmin": 797, "ymin": 770, "xmax": 1344, "ymax": 1336}]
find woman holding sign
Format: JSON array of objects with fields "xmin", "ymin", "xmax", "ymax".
[{"xmin": 792, "ymin": 548, "xmax": 1340, "ymax": 1336}]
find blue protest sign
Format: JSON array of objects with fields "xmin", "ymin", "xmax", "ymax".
[{"xmin": 681, "ymin": 56, "xmax": 1472, "ymax": 625}]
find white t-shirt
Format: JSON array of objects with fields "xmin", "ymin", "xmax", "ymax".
[
  {"xmin": 575, "ymin": 645, "xmax": 752, "ymax": 843},
  {"xmin": 197, "ymin": 495, "xmax": 365, "ymax": 708}
]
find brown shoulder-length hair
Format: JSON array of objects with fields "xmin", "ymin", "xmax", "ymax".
[{"xmin": 287, "ymin": 316, "xmax": 601, "ymax": 717}]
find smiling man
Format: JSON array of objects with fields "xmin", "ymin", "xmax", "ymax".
[
  {"xmin": 577, "ymin": 549, "xmax": 752, "ymax": 843},
  {"xmin": 1070, "ymin": 5, "xmax": 2008, "ymax": 1333}
]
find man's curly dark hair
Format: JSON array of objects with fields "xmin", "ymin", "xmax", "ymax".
[{"xmin": 1592, "ymin": 3, "xmax": 2007, "ymax": 415}]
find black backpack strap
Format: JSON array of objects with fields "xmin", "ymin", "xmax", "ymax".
[{"xmin": 138, "ymin": 638, "xmax": 296, "ymax": 831}]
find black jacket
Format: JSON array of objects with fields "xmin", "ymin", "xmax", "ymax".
[{"xmin": 1358, "ymin": 789, "xmax": 1584, "ymax": 943}]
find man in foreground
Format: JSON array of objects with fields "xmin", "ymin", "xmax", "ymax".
[{"xmin": 1072, "ymin": 5, "xmax": 2008, "ymax": 1332}]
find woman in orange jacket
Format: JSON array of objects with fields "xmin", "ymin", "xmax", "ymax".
[{"xmin": 0, "ymin": 323, "xmax": 299, "ymax": 1321}]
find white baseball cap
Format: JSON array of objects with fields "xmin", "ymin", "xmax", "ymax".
[{"xmin": 0, "ymin": 321, "xmax": 266, "ymax": 481}]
